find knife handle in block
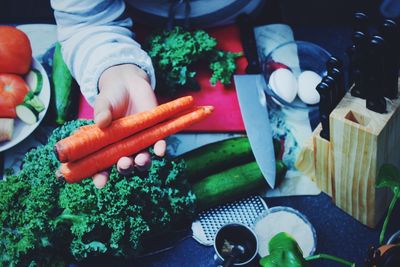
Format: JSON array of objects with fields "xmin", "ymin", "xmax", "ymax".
[
  {"xmin": 316, "ymin": 81, "xmax": 332, "ymax": 140},
  {"xmin": 353, "ymin": 12, "xmax": 369, "ymax": 33},
  {"xmin": 349, "ymin": 31, "xmax": 368, "ymax": 99},
  {"xmin": 365, "ymin": 35, "xmax": 387, "ymax": 114},
  {"xmin": 379, "ymin": 19, "xmax": 400, "ymax": 99}
]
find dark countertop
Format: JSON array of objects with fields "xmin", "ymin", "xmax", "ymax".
[{"xmin": 78, "ymin": 193, "xmax": 399, "ymax": 267}]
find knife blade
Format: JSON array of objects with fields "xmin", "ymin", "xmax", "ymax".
[
  {"xmin": 235, "ymin": 13, "xmax": 276, "ymax": 188},
  {"xmin": 234, "ymin": 74, "xmax": 276, "ymax": 188}
]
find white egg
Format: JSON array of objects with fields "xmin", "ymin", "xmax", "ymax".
[
  {"xmin": 269, "ymin": 68, "xmax": 298, "ymax": 103},
  {"xmin": 297, "ymin": 70, "xmax": 322, "ymax": 105}
]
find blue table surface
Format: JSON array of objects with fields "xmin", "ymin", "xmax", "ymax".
[{"xmin": 75, "ymin": 193, "xmax": 400, "ymax": 267}]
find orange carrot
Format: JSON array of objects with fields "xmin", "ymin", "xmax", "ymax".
[
  {"xmin": 55, "ymin": 96, "xmax": 194, "ymax": 163},
  {"xmin": 58, "ymin": 106, "xmax": 214, "ymax": 183}
]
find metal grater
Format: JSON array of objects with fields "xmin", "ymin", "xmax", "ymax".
[{"xmin": 191, "ymin": 195, "xmax": 268, "ymax": 246}]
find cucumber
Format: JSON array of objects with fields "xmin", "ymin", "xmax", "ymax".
[
  {"xmin": 192, "ymin": 160, "xmax": 287, "ymax": 210},
  {"xmin": 16, "ymin": 104, "xmax": 39, "ymax": 125},
  {"xmin": 178, "ymin": 137, "xmax": 255, "ymax": 183},
  {"xmin": 25, "ymin": 69, "xmax": 43, "ymax": 95},
  {"xmin": 178, "ymin": 136, "xmax": 284, "ymax": 183},
  {"xmin": 23, "ymin": 92, "xmax": 45, "ymax": 112},
  {"xmin": 51, "ymin": 42, "xmax": 74, "ymax": 125}
]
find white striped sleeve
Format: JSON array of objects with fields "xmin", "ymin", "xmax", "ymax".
[{"xmin": 51, "ymin": 0, "xmax": 155, "ymax": 106}]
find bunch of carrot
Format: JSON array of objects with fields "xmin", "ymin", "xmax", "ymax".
[{"xmin": 54, "ymin": 96, "xmax": 214, "ymax": 183}]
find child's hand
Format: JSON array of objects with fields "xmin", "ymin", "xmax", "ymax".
[{"xmin": 92, "ymin": 64, "xmax": 166, "ymax": 189}]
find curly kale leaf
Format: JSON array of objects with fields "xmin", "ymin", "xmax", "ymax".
[
  {"xmin": 209, "ymin": 50, "xmax": 242, "ymax": 86},
  {"xmin": 0, "ymin": 120, "xmax": 90, "ymax": 266},
  {"xmin": 1, "ymin": 120, "xmax": 195, "ymax": 265},
  {"xmin": 146, "ymin": 26, "xmax": 241, "ymax": 95},
  {"xmin": 58, "ymin": 158, "xmax": 195, "ymax": 260}
]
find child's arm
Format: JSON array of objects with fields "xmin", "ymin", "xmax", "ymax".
[
  {"xmin": 51, "ymin": 0, "xmax": 156, "ymax": 106},
  {"xmin": 51, "ymin": 0, "xmax": 164, "ymax": 188}
]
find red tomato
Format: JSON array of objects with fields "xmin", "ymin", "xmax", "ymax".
[
  {"xmin": 0, "ymin": 73, "xmax": 29, "ymax": 105},
  {"xmin": 0, "ymin": 26, "xmax": 32, "ymax": 75},
  {"xmin": 0, "ymin": 92, "xmax": 16, "ymax": 118}
]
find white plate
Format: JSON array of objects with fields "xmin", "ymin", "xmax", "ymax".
[{"xmin": 0, "ymin": 58, "xmax": 51, "ymax": 152}]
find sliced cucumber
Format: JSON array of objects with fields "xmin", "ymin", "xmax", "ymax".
[
  {"xmin": 16, "ymin": 104, "xmax": 39, "ymax": 125},
  {"xmin": 25, "ymin": 69, "xmax": 43, "ymax": 95},
  {"xmin": 23, "ymin": 92, "xmax": 45, "ymax": 113}
]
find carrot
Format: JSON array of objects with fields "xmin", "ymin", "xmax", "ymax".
[
  {"xmin": 71, "ymin": 124, "xmax": 96, "ymax": 135},
  {"xmin": 58, "ymin": 106, "xmax": 214, "ymax": 183},
  {"xmin": 54, "ymin": 96, "xmax": 194, "ymax": 163}
]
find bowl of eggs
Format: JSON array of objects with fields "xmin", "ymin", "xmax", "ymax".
[{"xmin": 262, "ymin": 41, "xmax": 331, "ymax": 109}]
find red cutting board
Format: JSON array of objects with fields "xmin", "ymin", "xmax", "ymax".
[{"xmin": 78, "ymin": 25, "xmax": 246, "ymax": 132}]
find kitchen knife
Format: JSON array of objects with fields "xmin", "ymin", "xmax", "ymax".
[
  {"xmin": 316, "ymin": 81, "xmax": 333, "ymax": 140},
  {"xmin": 326, "ymin": 56, "xmax": 345, "ymax": 103},
  {"xmin": 235, "ymin": 13, "xmax": 276, "ymax": 188},
  {"xmin": 365, "ymin": 35, "xmax": 387, "ymax": 114},
  {"xmin": 349, "ymin": 31, "xmax": 368, "ymax": 99},
  {"xmin": 353, "ymin": 12, "xmax": 369, "ymax": 33},
  {"xmin": 234, "ymin": 74, "xmax": 276, "ymax": 188},
  {"xmin": 379, "ymin": 19, "xmax": 399, "ymax": 99},
  {"xmin": 327, "ymin": 68, "xmax": 344, "ymax": 107}
]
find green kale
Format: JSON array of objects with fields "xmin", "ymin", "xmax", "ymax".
[
  {"xmin": 0, "ymin": 120, "xmax": 196, "ymax": 266},
  {"xmin": 146, "ymin": 27, "xmax": 242, "ymax": 95},
  {"xmin": 209, "ymin": 50, "xmax": 242, "ymax": 86}
]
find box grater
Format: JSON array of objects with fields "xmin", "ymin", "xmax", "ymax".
[{"xmin": 191, "ymin": 195, "xmax": 268, "ymax": 246}]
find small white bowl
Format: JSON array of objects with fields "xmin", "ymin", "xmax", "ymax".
[
  {"xmin": 262, "ymin": 41, "xmax": 331, "ymax": 110},
  {"xmin": 252, "ymin": 206, "xmax": 317, "ymax": 258}
]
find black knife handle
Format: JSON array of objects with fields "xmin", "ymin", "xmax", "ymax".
[
  {"xmin": 379, "ymin": 19, "xmax": 399, "ymax": 99},
  {"xmin": 316, "ymin": 81, "xmax": 332, "ymax": 140},
  {"xmin": 349, "ymin": 31, "xmax": 368, "ymax": 99},
  {"xmin": 327, "ymin": 56, "xmax": 345, "ymax": 105},
  {"xmin": 326, "ymin": 56, "xmax": 343, "ymax": 73},
  {"xmin": 365, "ymin": 35, "xmax": 387, "ymax": 114},
  {"xmin": 353, "ymin": 12, "xmax": 369, "ymax": 33},
  {"xmin": 236, "ymin": 13, "xmax": 261, "ymax": 74},
  {"xmin": 322, "ymin": 75, "xmax": 338, "ymax": 109}
]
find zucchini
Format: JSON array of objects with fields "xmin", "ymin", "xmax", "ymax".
[
  {"xmin": 178, "ymin": 137, "xmax": 254, "ymax": 183},
  {"xmin": 179, "ymin": 136, "xmax": 284, "ymax": 183},
  {"xmin": 16, "ymin": 103, "xmax": 39, "ymax": 125},
  {"xmin": 192, "ymin": 160, "xmax": 287, "ymax": 210},
  {"xmin": 25, "ymin": 69, "xmax": 43, "ymax": 95},
  {"xmin": 51, "ymin": 42, "xmax": 75, "ymax": 125}
]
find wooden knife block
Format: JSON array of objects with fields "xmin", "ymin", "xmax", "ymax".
[{"xmin": 297, "ymin": 81, "xmax": 400, "ymax": 227}]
